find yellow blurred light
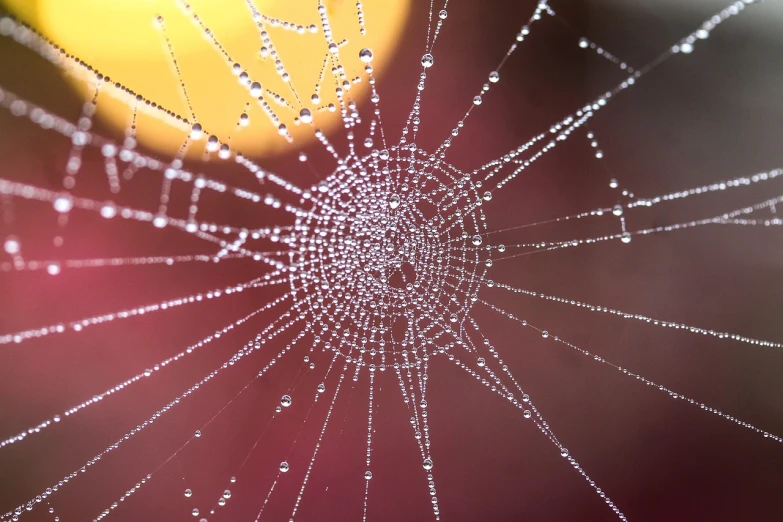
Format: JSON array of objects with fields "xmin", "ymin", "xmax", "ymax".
[{"xmin": 2, "ymin": 0, "xmax": 410, "ymax": 159}]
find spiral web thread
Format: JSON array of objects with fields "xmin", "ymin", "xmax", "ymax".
[{"xmin": 0, "ymin": 0, "xmax": 781, "ymax": 520}]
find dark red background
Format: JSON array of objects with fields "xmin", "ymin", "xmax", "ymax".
[{"xmin": 1, "ymin": 1, "xmax": 783, "ymax": 521}]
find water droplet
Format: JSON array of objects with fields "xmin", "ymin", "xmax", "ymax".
[
  {"xmin": 471, "ymin": 235, "xmax": 483, "ymax": 246},
  {"xmin": 3, "ymin": 236, "xmax": 20, "ymax": 255},
  {"xmin": 449, "ymin": 313, "xmax": 458, "ymax": 323},
  {"xmin": 317, "ymin": 383, "xmax": 326, "ymax": 393},
  {"xmin": 100, "ymin": 202, "xmax": 117, "ymax": 219},
  {"xmin": 194, "ymin": 430, "xmax": 201, "ymax": 438},
  {"xmin": 153, "ymin": 215, "xmax": 167, "ymax": 228},
  {"xmin": 364, "ymin": 471, "xmax": 373, "ymax": 480},
  {"xmin": 680, "ymin": 42, "xmax": 694, "ymax": 54},
  {"xmin": 609, "ymin": 178, "xmax": 619, "ymax": 189},
  {"xmin": 192, "ymin": 508, "xmax": 200, "ymax": 517},
  {"xmin": 190, "ymin": 123, "xmax": 202, "ymax": 140},
  {"xmin": 421, "ymin": 54, "xmax": 434, "ymax": 68},
  {"xmin": 482, "ymin": 191, "xmax": 492, "ymax": 201},
  {"xmin": 281, "ymin": 395, "xmax": 292, "ymax": 407},
  {"xmin": 438, "ymin": 9, "xmax": 447, "ymax": 19},
  {"xmin": 280, "ymin": 461, "xmax": 290, "ymax": 473},
  {"xmin": 422, "ymin": 458, "xmax": 433, "ymax": 470},
  {"xmin": 359, "ymin": 48, "xmax": 374, "ymax": 63},
  {"xmin": 184, "ymin": 489, "xmax": 192, "ymax": 498},
  {"xmin": 222, "ymin": 490, "xmax": 231, "ymax": 499},
  {"xmin": 388, "ymin": 194, "xmax": 400, "ymax": 209},
  {"xmin": 53, "ymin": 195, "xmax": 73, "ymax": 213},
  {"xmin": 621, "ymin": 231, "xmax": 632, "ymax": 244},
  {"xmin": 579, "ymin": 37, "xmax": 589, "ymax": 49},
  {"xmin": 477, "ymin": 357, "xmax": 486, "ymax": 367},
  {"xmin": 541, "ymin": 331, "xmax": 549, "ymax": 338},
  {"xmin": 612, "ymin": 204, "xmax": 623, "ymax": 216},
  {"xmin": 560, "ymin": 448, "xmax": 569, "ymax": 457},
  {"xmin": 489, "ymin": 71, "xmax": 499, "ymax": 83},
  {"xmin": 299, "ymin": 108, "xmax": 313, "ymax": 124}
]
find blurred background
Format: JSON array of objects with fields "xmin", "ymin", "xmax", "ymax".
[{"xmin": 1, "ymin": 0, "xmax": 782, "ymax": 521}]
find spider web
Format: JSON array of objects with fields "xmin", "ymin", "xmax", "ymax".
[{"xmin": 0, "ymin": 0, "xmax": 782, "ymax": 521}]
